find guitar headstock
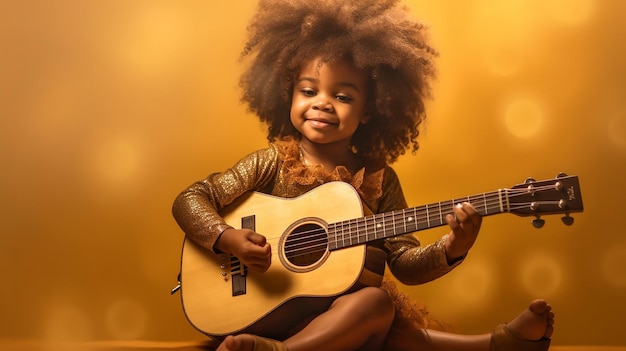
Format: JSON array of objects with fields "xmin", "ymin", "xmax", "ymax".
[{"xmin": 507, "ymin": 173, "xmax": 583, "ymax": 228}]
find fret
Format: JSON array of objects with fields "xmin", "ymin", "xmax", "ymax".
[
  {"xmin": 360, "ymin": 218, "xmax": 367, "ymax": 243},
  {"xmin": 337, "ymin": 222, "xmax": 346, "ymax": 247},
  {"xmin": 358, "ymin": 218, "xmax": 365, "ymax": 243},
  {"xmin": 410, "ymin": 207, "xmax": 418, "ymax": 232},
  {"xmin": 371, "ymin": 216, "xmax": 376, "ymax": 241},
  {"xmin": 416, "ymin": 206, "xmax": 427, "ymax": 231},
  {"xmin": 379, "ymin": 213, "xmax": 386, "ymax": 237},
  {"xmin": 348, "ymin": 220, "xmax": 354, "ymax": 245},
  {"xmin": 347, "ymin": 218, "xmax": 353, "ymax": 245},
  {"xmin": 402, "ymin": 209, "xmax": 408, "ymax": 234},
  {"xmin": 329, "ymin": 224, "xmax": 338, "ymax": 250},
  {"xmin": 341, "ymin": 220, "xmax": 347, "ymax": 247},
  {"xmin": 341, "ymin": 221, "xmax": 352, "ymax": 246},
  {"xmin": 380, "ymin": 213, "xmax": 386, "ymax": 238},
  {"xmin": 437, "ymin": 199, "xmax": 448, "ymax": 225},
  {"xmin": 372, "ymin": 215, "xmax": 377, "ymax": 240},
  {"xmin": 438, "ymin": 201, "xmax": 444, "ymax": 226},
  {"xmin": 400, "ymin": 210, "xmax": 408, "ymax": 232},
  {"xmin": 371, "ymin": 215, "xmax": 377, "ymax": 241}
]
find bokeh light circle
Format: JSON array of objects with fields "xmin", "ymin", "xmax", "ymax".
[
  {"xmin": 520, "ymin": 252, "xmax": 563, "ymax": 296},
  {"xmin": 503, "ymin": 98, "xmax": 545, "ymax": 139}
]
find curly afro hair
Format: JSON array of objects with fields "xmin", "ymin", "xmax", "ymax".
[{"xmin": 239, "ymin": 0, "xmax": 438, "ymax": 164}]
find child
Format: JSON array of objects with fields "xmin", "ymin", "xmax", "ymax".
[{"xmin": 172, "ymin": 1, "xmax": 554, "ymax": 350}]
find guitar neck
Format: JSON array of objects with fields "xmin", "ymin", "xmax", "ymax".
[{"xmin": 328, "ymin": 189, "xmax": 506, "ymax": 250}]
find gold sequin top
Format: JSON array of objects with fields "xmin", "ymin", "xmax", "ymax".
[{"xmin": 172, "ymin": 139, "xmax": 461, "ymax": 285}]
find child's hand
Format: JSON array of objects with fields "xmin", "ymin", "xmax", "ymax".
[
  {"xmin": 215, "ymin": 228, "xmax": 272, "ymax": 272},
  {"xmin": 444, "ymin": 202, "xmax": 482, "ymax": 263}
]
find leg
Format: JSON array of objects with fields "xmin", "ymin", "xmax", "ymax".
[
  {"xmin": 386, "ymin": 299, "xmax": 554, "ymax": 351},
  {"xmin": 285, "ymin": 287, "xmax": 395, "ymax": 351},
  {"xmin": 216, "ymin": 287, "xmax": 395, "ymax": 351}
]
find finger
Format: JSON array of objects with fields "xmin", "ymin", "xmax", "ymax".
[
  {"xmin": 247, "ymin": 232, "xmax": 267, "ymax": 247},
  {"xmin": 461, "ymin": 202, "xmax": 480, "ymax": 217},
  {"xmin": 452, "ymin": 203, "xmax": 468, "ymax": 223},
  {"xmin": 246, "ymin": 245, "xmax": 272, "ymax": 271},
  {"xmin": 460, "ymin": 202, "xmax": 482, "ymax": 230},
  {"xmin": 249, "ymin": 254, "xmax": 271, "ymax": 272},
  {"xmin": 453, "ymin": 202, "xmax": 475, "ymax": 221},
  {"xmin": 445, "ymin": 213, "xmax": 460, "ymax": 230},
  {"xmin": 449, "ymin": 204, "xmax": 475, "ymax": 236},
  {"xmin": 454, "ymin": 202, "xmax": 482, "ymax": 230}
]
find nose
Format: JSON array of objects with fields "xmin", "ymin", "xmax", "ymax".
[{"xmin": 312, "ymin": 100, "xmax": 333, "ymax": 111}]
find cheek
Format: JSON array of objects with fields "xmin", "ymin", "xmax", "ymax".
[
  {"xmin": 289, "ymin": 111, "xmax": 297, "ymax": 126},
  {"xmin": 342, "ymin": 113, "xmax": 364, "ymax": 134},
  {"xmin": 290, "ymin": 97, "xmax": 308, "ymax": 117},
  {"xmin": 289, "ymin": 102, "xmax": 303, "ymax": 128}
]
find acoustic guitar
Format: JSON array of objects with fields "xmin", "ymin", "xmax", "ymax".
[{"xmin": 176, "ymin": 174, "xmax": 583, "ymax": 337}]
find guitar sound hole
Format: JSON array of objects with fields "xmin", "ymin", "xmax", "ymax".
[{"xmin": 284, "ymin": 223, "xmax": 328, "ymax": 267}]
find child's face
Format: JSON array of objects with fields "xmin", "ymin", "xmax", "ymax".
[{"xmin": 290, "ymin": 57, "xmax": 369, "ymax": 148}]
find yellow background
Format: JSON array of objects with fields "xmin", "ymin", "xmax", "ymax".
[{"xmin": 1, "ymin": 0, "xmax": 625, "ymax": 347}]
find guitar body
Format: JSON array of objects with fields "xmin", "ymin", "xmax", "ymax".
[{"xmin": 180, "ymin": 181, "xmax": 368, "ymax": 337}]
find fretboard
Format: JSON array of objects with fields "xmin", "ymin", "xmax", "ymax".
[{"xmin": 327, "ymin": 189, "xmax": 507, "ymax": 250}]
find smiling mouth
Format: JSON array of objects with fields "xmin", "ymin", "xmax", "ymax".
[{"xmin": 305, "ymin": 117, "xmax": 337, "ymax": 128}]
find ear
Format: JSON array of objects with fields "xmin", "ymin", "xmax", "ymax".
[{"xmin": 360, "ymin": 112, "xmax": 370, "ymax": 124}]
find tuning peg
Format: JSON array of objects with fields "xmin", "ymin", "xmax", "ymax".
[
  {"xmin": 561, "ymin": 215, "xmax": 574, "ymax": 226},
  {"xmin": 525, "ymin": 177, "xmax": 536, "ymax": 184},
  {"xmin": 556, "ymin": 172, "xmax": 568, "ymax": 178},
  {"xmin": 532, "ymin": 217, "xmax": 545, "ymax": 228}
]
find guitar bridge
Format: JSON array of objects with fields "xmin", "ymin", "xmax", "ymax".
[
  {"xmin": 229, "ymin": 214, "xmax": 256, "ymax": 296},
  {"xmin": 231, "ymin": 255, "xmax": 247, "ymax": 296}
]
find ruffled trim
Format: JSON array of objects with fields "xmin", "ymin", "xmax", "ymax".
[{"xmin": 274, "ymin": 138, "xmax": 384, "ymax": 206}]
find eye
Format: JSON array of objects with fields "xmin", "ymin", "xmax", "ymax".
[
  {"xmin": 336, "ymin": 94, "xmax": 353, "ymax": 103},
  {"xmin": 301, "ymin": 88, "xmax": 316, "ymax": 97}
]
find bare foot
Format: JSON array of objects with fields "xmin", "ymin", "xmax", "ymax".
[
  {"xmin": 507, "ymin": 299, "xmax": 555, "ymax": 341},
  {"xmin": 216, "ymin": 335, "xmax": 255, "ymax": 351}
]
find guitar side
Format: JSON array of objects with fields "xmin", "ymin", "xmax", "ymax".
[{"xmin": 179, "ymin": 182, "xmax": 368, "ymax": 336}]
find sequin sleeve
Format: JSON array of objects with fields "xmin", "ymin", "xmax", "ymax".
[
  {"xmin": 379, "ymin": 167, "xmax": 463, "ymax": 285},
  {"xmin": 171, "ymin": 146, "xmax": 280, "ymax": 252}
]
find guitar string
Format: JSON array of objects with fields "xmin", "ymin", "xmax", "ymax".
[{"xmin": 228, "ymin": 184, "xmax": 568, "ymax": 264}]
